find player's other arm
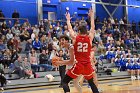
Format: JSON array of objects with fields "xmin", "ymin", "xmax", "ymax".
[
  {"xmin": 91, "ymin": 51, "xmax": 97, "ymax": 65},
  {"xmin": 66, "ymin": 12, "xmax": 76, "ymax": 40},
  {"xmin": 88, "ymin": 8, "xmax": 95, "ymax": 41},
  {"xmin": 56, "ymin": 47, "xmax": 75, "ymax": 66}
]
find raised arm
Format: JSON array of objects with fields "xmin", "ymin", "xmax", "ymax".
[
  {"xmin": 89, "ymin": 8, "xmax": 95, "ymax": 41},
  {"xmin": 65, "ymin": 12, "xmax": 76, "ymax": 40}
]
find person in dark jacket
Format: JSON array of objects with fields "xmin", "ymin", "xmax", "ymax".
[
  {"xmin": 25, "ymin": 39, "xmax": 32, "ymax": 56},
  {"xmin": 12, "ymin": 10, "xmax": 19, "ymax": 18},
  {"xmin": 0, "ymin": 10, "xmax": 5, "ymax": 22},
  {"xmin": 0, "ymin": 63, "xmax": 7, "ymax": 91},
  {"xmin": 39, "ymin": 49, "xmax": 53, "ymax": 71},
  {"xmin": 12, "ymin": 10, "xmax": 20, "ymax": 24}
]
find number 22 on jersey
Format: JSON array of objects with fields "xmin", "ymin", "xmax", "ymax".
[{"xmin": 77, "ymin": 42, "xmax": 88, "ymax": 52}]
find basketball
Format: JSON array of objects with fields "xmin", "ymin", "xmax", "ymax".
[{"xmin": 52, "ymin": 56, "xmax": 60, "ymax": 66}]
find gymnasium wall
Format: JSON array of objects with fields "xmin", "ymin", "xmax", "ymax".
[
  {"xmin": 42, "ymin": 0, "xmax": 60, "ymax": 20},
  {"xmin": 127, "ymin": 0, "xmax": 140, "ymax": 23},
  {"xmin": 42, "ymin": 0, "xmax": 91, "ymax": 21},
  {"xmin": 96, "ymin": 0, "xmax": 125, "ymax": 22},
  {"xmin": 0, "ymin": 0, "xmax": 37, "ymax": 25},
  {"xmin": 0, "ymin": 0, "xmax": 140, "ymax": 24},
  {"xmin": 60, "ymin": 1, "xmax": 91, "ymax": 20}
]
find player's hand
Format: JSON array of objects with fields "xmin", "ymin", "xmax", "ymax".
[
  {"xmin": 52, "ymin": 56, "xmax": 62, "ymax": 67},
  {"xmin": 65, "ymin": 12, "xmax": 71, "ymax": 21},
  {"xmin": 88, "ymin": 8, "xmax": 94, "ymax": 17}
]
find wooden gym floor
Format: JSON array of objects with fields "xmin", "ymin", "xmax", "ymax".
[{"xmin": 2, "ymin": 78, "xmax": 140, "ymax": 93}]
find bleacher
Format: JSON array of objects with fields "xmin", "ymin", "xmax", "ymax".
[{"xmin": 4, "ymin": 60, "xmax": 131, "ymax": 90}]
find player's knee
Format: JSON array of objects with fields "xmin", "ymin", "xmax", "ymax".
[
  {"xmin": 88, "ymin": 77, "xmax": 94, "ymax": 84},
  {"xmin": 62, "ymin": 81, "xmax": 68, "ymax": 88}
]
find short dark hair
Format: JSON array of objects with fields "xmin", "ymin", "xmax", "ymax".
[
  {"xmin": 59, "ymin": 35, "xmax": 69, "ymax": 41},
  {"xmin": 58, "ymin": 49, "xmax": 63, "ymax": 53},
  {"xmin": 78, "ymin": 25, "xmax": 87, "ymax": 34}
]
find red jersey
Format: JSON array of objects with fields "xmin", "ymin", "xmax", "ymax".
[{"xmin": 74, "ymin": 35, "xmax": 92, "ymax": 64}]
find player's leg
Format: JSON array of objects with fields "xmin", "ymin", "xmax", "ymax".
[
  {"xmin": 88, "ymin": 77, "xmax": 99, "ymax": 93},
  {"xmin": 64, "ymin": 63, "xmax": 82, "ymax": 93},
  {"xmin": 93, "ymin": 72, "xmax": 98, "ymax": 87},
  {"xmin": 59, "ymin": 65, "xmax": 66, "ymax": 87},
  {"xmin": 73, "ymin": 75, "xmax": 83, "ymax": 93},
  {"xmin": 84, "ymin": 64, "xmax": 99, "ymax": 93},
  {"xmin": 79, "ymin": 75, "xmax": 84, "ymax": 86},
  {"xmin": 62, "ymin": 74, "xmax": 73, "ymax": 93}
]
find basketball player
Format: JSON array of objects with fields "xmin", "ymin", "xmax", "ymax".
[
  {"xmin": 54, "ymin": 8, "xmax": 99, "ymax": 93},
  {"xmin": 78, "ymin": 44, "xmax": 99, "ymax": 90}
]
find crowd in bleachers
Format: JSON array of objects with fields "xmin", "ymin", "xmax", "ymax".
[
  {"xmin": 0, "ymin": 12, "xmax": 140, "ymax": 80},
  {"xmin": 95, "ymin": 17, "xmax": 140, "ymax": 80}
]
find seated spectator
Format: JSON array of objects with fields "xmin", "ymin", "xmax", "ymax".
[
  {"xmin": 6, "ymin": 29, "xmax": 13, "ymax": 41},
  {"xmin": 107, "ymin": 34, "xmax": 114, "ymax": 43},
  {"xmin": 0, "ymin": 63, "xmax": 7, "ymax": 91},
  {"xmin": 29, "ymin": 49, "xmax": 40, "ymax": 72},
  {"xmin": 105, "ymin": 40, "xmax": 115, "ymax": 49},
  {"xmin": 2, "ymin": 49, "xmax": 11, "ymax": 68},
  {"xmin": 20, "ymin": 28, "xmax": 30, "ymax": 42},
  {"xmin": 33, "ymin": 25, "xmax": 39, "ymax": 35},
  {"xmin": 98, "ymin": 41, "xmax": 106, "ymax": 55},
  {"xmin": 52, "ymin": 37, "xmax": 59, "ymax": 51},
  {"xmin": 73, "ymin": 23, "xmax": 79, "ymax": 32},
  {"xmin": 57, "ymin": 27, "xmax": 63, "ymax": 38},
  {"xmin": 94, "ymin": 29, "xmax": 102, "ymax": 42},
  {"xmin": 13, "ymin": 35, "xmax": 22, "ymax": 52},
  {"xmin": 40, "ymin": 35, "xmax": 48, "ymax": 50},
  {"xmin": 11, "ymin": 56, "xmax": 25, "ymax": 79},
  {"xmin": 115, "ymin": 41, "xmax": 124, "ymax": 49},
  {"xmin": 7, "ymin": 38, "xmax": 14, "ymax": 51},
  {"xmin": 0, "ymin": 51, "xmax": 4, "ymax": 65},
  {"xmin": 105, "ymin": 47, "xmax": 115, "ymax": 63},
  {"xmin": 31, "ymin": 32, "xmax": 36, "ymax": 41},
  {"xmin": 113, "ymin": 26, "xmax": 120, "ymax": 41},
  {"xmin": 22, "ymin": 57, "xmax": 34, "ymax": 78},
  {"xmin": 11, "ymin": 49, "xmax": 18, "ymax": 63},
  {"xmin": 7, "ymin": 20, "xmax": 13, "ymax": 29},
  {"xmin": 51, "ymin": 27, "xmax": 58, "ymax": 38},
  {"xmin": 134, "ymin": 35, "xmax": 140, "ymax": 49},
  {"xmin": 39, "ymin": 49, "xmax": 54, "ymax": 71},
  {"xmin": 32, "ymin": 37, "xmax": 42, "ymax": 52},
  {"xmin": 0, "ymin": 40, "xmax": 6, "ymax": 51},
  {"xmin": 63, "ymin": 25, "xmax": 70, "ymax": 37},
  {"xmin": 11, "ymin": 25, "xmax": 21, "ymax": 36},
  {"xmin": 126, "ymin": 49, "xmax": 132, "ymax": 57},
  {"xmin": 124, "ymin": 35, "xmax": 133, "ymax": 49},
  {"xmin": 25, "ymin": 39, "xmax": 32, "ymax": 56},
  {"xmin": 46, "ymin": 33, "xmax": 53, "ymax": 44},
  {"xmin": 115, "ymin": 47, "xmax": 124, "ymax": 57},
  {"xmin": 38, "ymin": 27, "xmax": 46, "ymax": 38}
]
